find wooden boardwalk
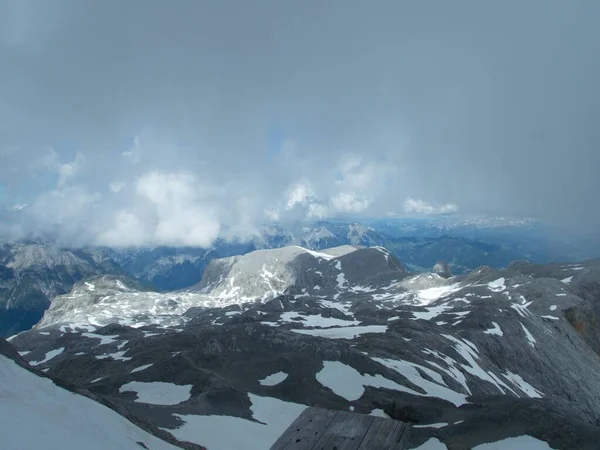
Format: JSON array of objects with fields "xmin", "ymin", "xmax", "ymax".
[{"xmin": 270, "ymin": 407, "xmax": 411, "ymax": 450}]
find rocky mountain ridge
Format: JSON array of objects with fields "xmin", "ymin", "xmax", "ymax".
[
  {"xmin": 2, "ymin": 218, "xmax": 586, "ymax": 337},
  {"xmin": 9, "ymin": 245, "xmax": 600, "ymax": 449},
  {"xmin": 0, "ymin": 243, "xmax": 127, "ymax": 336}
]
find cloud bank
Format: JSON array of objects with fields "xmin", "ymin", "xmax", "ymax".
[{"xmin": 1, "ymin": 0, "xmax": 599, "ymax": 246}]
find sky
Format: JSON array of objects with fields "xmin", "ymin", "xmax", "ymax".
[{"xmin": 1, "ymin": 0, "xmax": 599, "ymax": 247}]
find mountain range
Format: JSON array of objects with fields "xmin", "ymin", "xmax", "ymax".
[
  {"xmin": 6, "ymin": 243, "xmax": 600, "ymax": 449},
  {"xmin": 1, "ymin": 218, "xmax": 591, "ymax": 337}
]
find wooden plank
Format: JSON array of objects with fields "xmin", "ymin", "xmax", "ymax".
[
  {"xmin": 311, "ymin": 410, "xmax": 376, "ymax": 450},
  {"xmin": 357, "ymin": 416, "xmax": 411, "ymax": 450},
  {"xmin": 270, "ymin": 407, "xmax": 338, "ymax": 450}
]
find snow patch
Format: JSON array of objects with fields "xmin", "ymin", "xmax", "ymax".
[
  {"xmin": 0, "ymin": 355, "xmax": 178, "ymax": 450},
  {"xmin": 483, "ymin": 322, "xmax": 503, "ymax": 336},
  {"xmin": 130, "ymin": 364, "xmax": 154, "ymax": 374},
  {"xmin": 520, "ymin": 323, "xmax": 536, "ymax": 347},
  {"xmin": 259, "ymin": 371, "xmax": 288, "ymax": 386},
  {"xmin": 472, "ymin": 435, "xmax": 555, "ymax": 449},
  {"xmin": 411, "ymin": 305, "xmax": 453, "ymax": 321},
  {"xmin": 30, "ymin": 347, "xmax": 65, "ymax": 366},
  {"xmin": 487, "ymin": 278, "xmax": 506, "ymax": 292},
  {"xmin": 413, "ymin": 422, "xmax": 448, "ymax": 429},
  {"xmin": 82, "ymin": 333, "xmax": 119, "ymax": 346},
  {"xmin": 416, "ymin": 283, "xmax": 462, "ymax": 304},
  {"xmin": 169, "ymin": 394, "xmax": 306, "ymax": 450},
  {"xmin": 280, "ymin": 312, "xmax": 359, "ymax": 328},
  {"xmin": 119, "ymin": 381, "xmax": 192, "ymax": 405},
  {"xmin": 292, "ymin": 325, "xmax": 387, "ymax": 339},
  {"xmin": 373, "ymin": 357, "xmax": 467, "ymax": 406},
  {"xmin": 316, "ymin": 360, "xmax": 421, "ymax": 401},
  {"xmin": 370, "ymin": 408, "xmax": 389, "ymax": 418},
  {"xmin": 410, "ymin": 438, "xmax": 448, "ymax": 449},
  {"xmin": 502, "ymin": 371, "xmax": 543, "ymax": 398}
]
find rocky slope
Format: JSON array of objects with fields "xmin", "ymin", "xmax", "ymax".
[
  {"xmin": 9, "ymin": 246, "xmax": 600, "ymax": 449},
  {"xmin": 0, "ymin": 337, "xmax": 204, "ymax": 450},
  {"xmin": 0, "ymin": 243, "xmax": 126, "ymax": 336},
  {"xmin": 105, "ymin": 221, "xmax": 542, "ymax": 292},
  {"xmin": 1, "ymin": 219, "xmax": 575, "ymax": 337}
]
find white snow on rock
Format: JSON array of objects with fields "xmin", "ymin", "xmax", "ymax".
[
  {"xmin": 169, "ymin": 394, "xmax": 307, "ymax": 450},
  {"xmin": 119, "ymin": 381, "xmax": 192, "ymax": 405},
  {"xmin": 130, "ymin": 364, "xmax": 154, "ymax": 374},
  {"xmin": 472, "ymin": 435, "xmax": 555, "ymax": 449},
  {"xmin": 511, "ymin": 303, "xmax": 531, "ymax": 318},
  {"xmin": 336, "ymin": 270, "xmax": 348, "ymax": 288},
  {"xmin": 487, "ymin": 278, "xmax": 506, "ymax": 292},
  {"xmin": 372, "ymin": 357, "xmax": 468, "ymax": 406},
  {"xmin": 541, "ymin": 315, "xmax": 560, "ymax": 321},
  {"xmin": 411, "ymin": 305, "xmax": 453, "ymax": 321},
  {"xmin": 561, "ymin": 276, "xmax": 573, "ymax": 284},
  {"xmin": 370, "ymin": 408, "xmax": 389, "ymax": 418},
  {"xmin": 291, "ymin": 325, "xmax": 387, "ymax": 339},
  {"xmin": 318, "ymin": 299, "xmax": 352, "ymax": 314},
  {"xmin": 483, "ymin": 322, "xmax": 504, "ymax": 336},
  {"xmin": 82, "ymin": 333, "xmax": 119, "ymax": 346},
  {"xmin": 410, "ymin": 438, "xmax": 448, "ymax": 449},
  {"xmin": 259, "ymin": 371, "xmax": 289, "ymax": 386},
  {"xmin": 30, "ymin": 347, "xmax": 64, "ymax": 366},
  {"xmin": 413, "ymin": 422, "xmax": 448, "ymax": 428},
  {"xmin": 315, "ymin": 360, "xmax": 420, "ymax": 401},
  {"xmin": 280, "ymin": 312, "xmax": 359, "ymax": 327},
  {"xmin": 502, "ymin": 371, "xmax": 543, "ymax": 398},
  {"xmin": 520, "ymin": 323, "xmax": 536, "ymax": 347},
  {"xmin": 416, "ymin": 283, "xmax": 462, "ymax": 304},
  {"xmin": 442, "ymin": 335, "xmax": 515, "ymax": 395},
  {"xmin": 550, "ymin": 305, "xmax": 557, "ymax": 311},
  {"xmin": 0, "ymin": 355, "xmax": 179, "ymax": 450}
]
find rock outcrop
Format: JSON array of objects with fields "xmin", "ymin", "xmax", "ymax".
[
  {"xmin": 9, "ymin": 247, "xmax": 600, "ymax": 449},
  {"xmin": 432, "ymin": 260, "xmax": 452, "ymax": 278}
]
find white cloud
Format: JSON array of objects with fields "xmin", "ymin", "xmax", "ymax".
[
  {"xmin": 122, "ymin": 136, "xmax": 142, "ymax": 164},
  {"xmin": 307, "ymin": 203, "xmax": 329, "ymax": 219},
  {"xmin": 108, "ymin": 181, "xmax": 126, "ymax": 193},
  {"xmin": 285, "ymin": 182, "xmax": 314, "ymax": 210},
  {"xmin": 99, "ymin": 171, "xmax": 221, "ymax": 248},
  {"xmin": 264, "ymin": 208, "xmax": 280, "ymax": 222},
  {"xmin": 23, "ymin": 186, "xmax": 102, "ymax": 245},
  {"xmin": 56, "ymin": 153, "xmax": 85, "ymax": 188},
  {"xmin": 403, "ymin": 197, "xmax": 458, "ymax": 215},
  {"xmin": 97, "ymin": 210, "xmax": 147, "ymax": 247},
  {"xmin": 331, "ymin": 192, "xmax": 372, "ymax": 213},
  {"xmin": 1, "ymin": 1, "xmax": 600, "ymax": 240}
]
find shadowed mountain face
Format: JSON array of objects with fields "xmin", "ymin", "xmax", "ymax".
[
  {"xmin": 9, "ymin": 245, "xmax": 600, "ymax": 449},
  {"xmin": 0, "ymin": 243, "xmax": 127, "ymax": 337}
]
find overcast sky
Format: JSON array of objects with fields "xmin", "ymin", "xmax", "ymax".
[{"xmin": 1, "ymin": 0, "xmax": 599, "ymax": 246}]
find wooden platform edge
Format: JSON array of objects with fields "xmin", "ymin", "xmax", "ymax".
[{"xmin": 270, "ymin": 406, "xmax": 412, "ymax": 450}]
